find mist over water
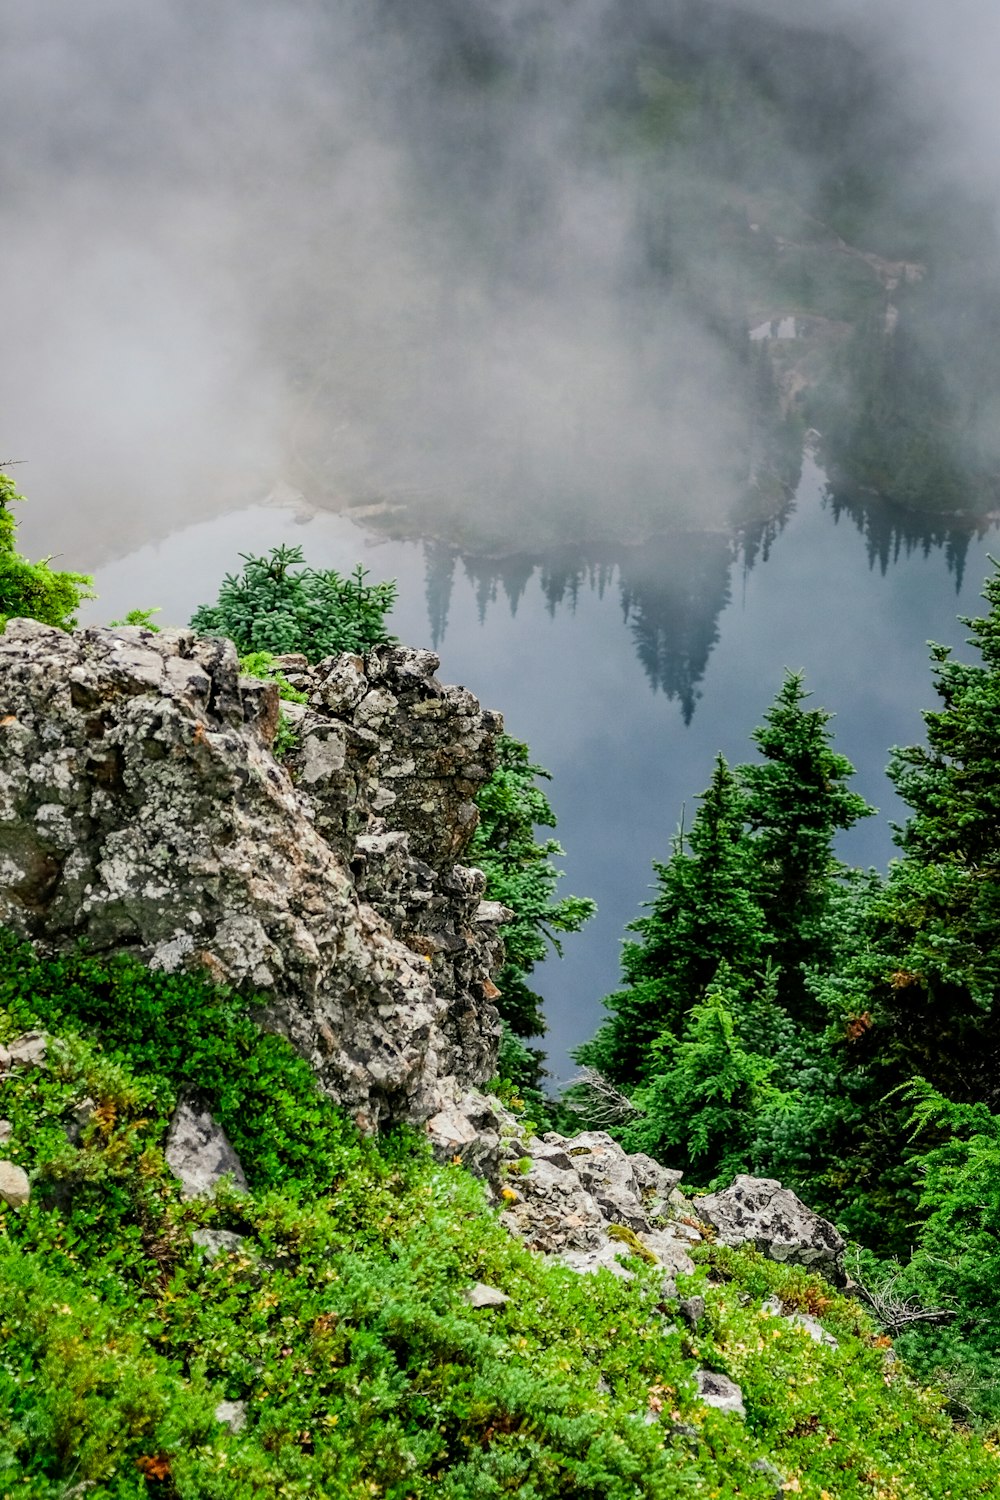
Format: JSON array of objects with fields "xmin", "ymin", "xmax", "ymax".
[
  {"xmin": 3, "ymin": 0, "xmax": 742, "ymax": 552},
  {"xmin": 80, "ymin": 456, "xmax": 999, "ymax": 1082},
  {"xmin": 7, "ymin": 1, "xmax": 1000, "ymax": 1081},
  {"xmin": 8, "ymin": 0, "xmax": 1000, "ymax": 562}
]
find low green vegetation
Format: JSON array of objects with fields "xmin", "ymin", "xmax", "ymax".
[
  {"xmin": 3, "ymin": 940, "xmax": 999, "ymax": 1496},
  {"xmin": 574, "ymin": 565, "xmax": 1000, "ymax": 1427}
]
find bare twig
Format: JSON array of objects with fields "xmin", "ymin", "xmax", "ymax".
[
  {"xmin": 561, "ymin": 1067, "xmax": 642, "ymax": 1129},
  {"xmin": 846, "ymin": 1248, "xmax": 956, "ymax": 1336}
]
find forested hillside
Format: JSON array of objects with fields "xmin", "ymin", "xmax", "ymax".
[
  {"xmin": 3, "ymin": 477, "xmax": 1000, "ymax": 1494},
  {"xmin": 574, "ymin": 565, "xmax": 1000, "ymax": 1425}
]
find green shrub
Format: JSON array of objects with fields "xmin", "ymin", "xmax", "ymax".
[
  {"xmin": 3, "ymin": 933, "xmax": 1000, "ymax": 1495},
  {"xmin": 0, "ymin": 471, "xmax": 93, "ymax": 631},
  {"xmin": 0, "ymin": 931, "xmax": 365, "ymax": 1197},
  {"xmin": 191, "ymin": 544, "xmax": 397, "ymax": 661}
]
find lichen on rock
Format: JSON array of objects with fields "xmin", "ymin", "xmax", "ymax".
[{"xmin": 0, "ymin": 618, "xmax": 508, "ymax": 1128}]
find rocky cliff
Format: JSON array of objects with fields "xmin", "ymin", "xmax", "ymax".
[
  {"xmin": 0, "ymin": 618, "xmax": 507, "ymax": 1129},
  {"xmin": 0, "ymin": 616, "xmax": 850, "ymax": 1287}
]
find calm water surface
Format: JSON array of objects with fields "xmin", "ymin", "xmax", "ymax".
[{"xmin": 76, "ymin": 458, "xmax": 999, "ymax": 1083}]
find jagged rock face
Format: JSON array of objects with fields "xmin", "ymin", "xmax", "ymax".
[
  {"xmin": 277, "ymin": 646, "xmax": 499, "ymax": 873},
  {"xmin": 492, "ymin": 1115, "xmax": 700, "ymax": 1285},
  {"xmin": 0, "ymin": 619, "xmax": 506, "ymax": 1127},
  {"xmin": 274, "ymin": 647, "xmax": 507, "ymax": 1088}
]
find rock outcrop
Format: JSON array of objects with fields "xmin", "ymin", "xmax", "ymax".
[
  {"xmin": 275, "ymin": 646, "xmax": 506, "ymax": 1091},
  {"xmin": 0, "ymin": 617, "xmax": 854, "ymax": 1309},
  {"xmin": 492, "ymin": 1119, "xmax": 700, "ymax": 1284},
  {"xmin": 467, "ymin": 1106, "xmax": 848, "ymax": 1291},
  {"xmin": 0, "ymin": 619, "xmax": 506, "ymax": 1128},
  {"xmin": 698, "ymin": 1174, "xmax": 845, "ymax": 1280}
]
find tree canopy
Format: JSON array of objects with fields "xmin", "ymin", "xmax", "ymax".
[
  {"xmin": 190, "ymin": 543, "xmax": 397, "ymax": 661},
  {"xmin": 570, "ymin": 563, "xmax": 1000, "ymax": 1424}
]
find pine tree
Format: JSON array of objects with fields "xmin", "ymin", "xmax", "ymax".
[
  {"xmin": 622, "ymin": 967, "xmax": 784, "ymax": 1184},
  {"xmin": 866, "ymin": 568, "xmax": 1000, "ymax": 1107},
  {"xmin": 738, "ymin": 671, "xmax": 873, "ymax": 1013},
  {"xmin": 190, "ymin": 545, "xmax": 397, "ymax": 661},
  {"xmin": 576, "ymin": 755, "xmax": 766, "ymax": 1086},
  {"xmin": 469, "ymin": 735, "xmax": 596, "ymax": 1095}
]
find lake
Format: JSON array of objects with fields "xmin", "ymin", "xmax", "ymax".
[{"xmin": 71, "ymin": 455, "xmax": 997, "ymax": 1085}]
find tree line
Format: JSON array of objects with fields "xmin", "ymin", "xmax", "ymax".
[{"xmin": 564, "ymin": 572, "xmax": 1000, "ymax": 1423}]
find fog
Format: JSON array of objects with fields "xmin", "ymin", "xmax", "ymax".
[
  {"xmin": 7, "ymin": 0, "xmax": 1000, "ymax": 1082},
  {"xmin": 2, "ymin": 1, "xmax": 999, "ymax": 569}
]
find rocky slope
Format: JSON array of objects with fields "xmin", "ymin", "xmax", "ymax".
[
  {"xmin": 0, "ymin": 616, "xmax": 851, "ymax": 1282},
  {"xmin": 9, "ymin": 619, "xmax": 998, "ymax": 1497}
]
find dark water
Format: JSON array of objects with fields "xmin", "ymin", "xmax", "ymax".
[{"xmin": 76, "ymin": 456, "xmax": 999, "ymax": 1084}]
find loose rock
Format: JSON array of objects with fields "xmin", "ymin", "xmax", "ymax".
[
  {"xmin": 694, "ymin": 1369, "xmax": 746, "ymax": 1419},
  {"xmin": 214, "ymin": 1399, "xmax": 247, "ymax": 1433},
  {"xmin": 5, "ymin": 1032, "xmax": 48, "ymax": 1070},
  {"xmin": 0, "ymin": 1160, "xmax": 30, "ymax": 1210},
  {"xmin": 165, "ymin": 1104, "xmax": 248, "ymax": 1199},
  {"xmin": 192, "ymin": 1228, "xmax": 250, "ymax": 1261},
  {"xmin": 762, "ymin": 1295, "xmax": 838, "ymax": 1347},
  {"xmin": 698, "ymin": 1174, "xmax": 845, "ymax": 1280},
  {"xmin": 464, "ymin": 1282, "xmax": 510, "ymax": 1308},
  {"xmin": 493, "ymin": 1115, "xmax": 697, "ymax": 1282}
]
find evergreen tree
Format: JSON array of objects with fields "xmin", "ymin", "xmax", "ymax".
[
  {"xmin": 191, "ymin": 544, "xmax": 397, "ymax": 661},
  {"xmin": 622, "ymin": 967, "xmax": 783, "ymax": 1184},
  {"xmin": 469, "ymin": 735, "xmax": 595, "ymax": 1095},
  {"xmin": 738, "ymin": 671, "xmax": 873, "ymax": 1013},
  {"xmin": 576, "ymin": 755, "xmax": 766, "ymax": 1086},
  {"xmin": 864, "ymin": 568, "xmax": 1000, "ymax": 1107}
]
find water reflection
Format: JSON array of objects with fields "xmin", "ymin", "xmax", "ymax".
[
  {"xmin": 80, "ymin": 457, "xmax": 999, "ymax": 1082},
  {"xmin": 824, "ymin": 485, "xmax": 995, "ymax": 591},
  {"xmin": 428, "ymin": 533, "xmax": 737, "ymax": 721}
]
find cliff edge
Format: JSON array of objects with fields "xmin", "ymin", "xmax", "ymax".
[{"xmin": 0, "ymin": 618, "xmax": 507, "ymax": 1128}]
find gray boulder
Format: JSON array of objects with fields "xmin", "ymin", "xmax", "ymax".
[
  {"xmin": 464, "ymin": 1282, "xmax": 510, "ymax": 1308},
  {"xmin": 214, "ymin": 1399, "xmax": 247, "ymax": 1433},
  {"xmin": 0, "ymin": 1160, "xmax": 30, "ymax": 1210},
  {"xmin": 694, "ymin": 1369, "xmax": 746, "ymax": 1419},
  {"xmin": 3, "ymin": 1032, "xmax": 48, "ymax": 1070},
  {"xmin": 425, "ymin": 1088, "xmax": 504, "ymax": 1173},
  {"xmin": 166, "ymin": 1104, "xmax": 248, "ymax": 1199},
  {"xmin": 698, "ymin": 1175, "xmax": 845, "ymax": 1280}
]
